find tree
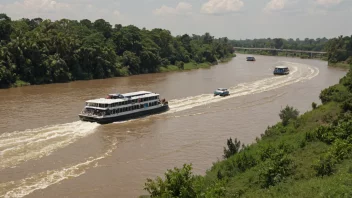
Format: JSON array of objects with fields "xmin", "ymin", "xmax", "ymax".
[
  {"xmin": 0, "ymin": 13, "xmax": 12, "ymax": 42},
  {"xmin": 279, "ymin": 105, "xmax": 299, "ymax": 126},
  {"xmin": 223, "ymin": 137, "xmax": 242, "ymax": 159},
  {"xmin": 273, "ymin": 38, "xmax": 284, "ymax": 49},
  {"xmin": 144, "ymin": 164, "xmax": 196, "ymax": 198}
]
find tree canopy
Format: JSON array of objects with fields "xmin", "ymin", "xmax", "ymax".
[{"xmin": 0, "ymin": 14, "xmax": 234, "ymax": 88}]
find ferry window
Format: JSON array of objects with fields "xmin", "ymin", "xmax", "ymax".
[{"xmin": 140, "ymin": 104, "xmax": 143, "ymax": 108}]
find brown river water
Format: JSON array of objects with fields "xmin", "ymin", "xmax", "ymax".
[{"xmin": 0, "ymin": 54, "xmax": 347, "ymax": 197}]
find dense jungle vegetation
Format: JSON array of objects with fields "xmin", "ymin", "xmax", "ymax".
[{"xmin": 0, "ymin": 13, "xmax": 234, "ymax": 88}]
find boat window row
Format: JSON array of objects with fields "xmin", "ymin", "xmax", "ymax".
[
  {"xmin": 106, "ymin": 101, "xmax": 160, "ymax": 115},
  {"xmin": 86, "ymin": 96, "xmax": 159, "ymax": 108}
]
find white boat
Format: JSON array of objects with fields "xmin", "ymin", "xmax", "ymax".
[
  {"xmin": 79, "ymin": 91, "xmax": 169, "ymax": 124},
  {"xmin": 214, "ymin": 88, "xmax": 230, "ymax": 97}
]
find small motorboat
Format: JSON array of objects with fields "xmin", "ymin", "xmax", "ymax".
[
  {"xmin": 246, "ymin": 57, "xmax": 256, "ymax": 61},
  {"xmin": 273, "ymin": 66, "xmax": 290, "ymax": 75},
  {"xmin": 214, "ymin": 88, "xmax": 230, "ymax": 97}
]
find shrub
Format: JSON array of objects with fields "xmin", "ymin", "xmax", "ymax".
[
  {"xmin": 259, "ymin": 150, "xmax": 295, "ymax": 188},
  {"xmin": 144, "ymin": 164, "xmax": 196, "ymax": 198},
  {"xmin": 319, "ymin": 84, "xmax": 350, "ymax": 104},
  {"xmin": 175, "ymin": 61, "xmax": 185, "ymax": 70},
  {"xmin": 312, "ymin": 102, "xmax": 317, "ymax": 109},
  {"xmin": 223, "ymin": 138, "xmax": 242, "ymax": 159},
  {"xmin": 234, "ymin": 152, "xmax": 257, "ymax": 172},
  {"xmin": 279, "ymin": 105, "xmax": 300, "ymax": 126},
  {"xmin": 315, "ymin": 125, "xmax": 336, "ymax": 144},
  {"xmin": 312, "ymin": 152, "xmax": 336, "ymax": 176},
  {"xmin": 341, "ymin": 98, "xmax": 352, "ymax": 113},
  {"xmin": 305, "ymin": 131, "xmax": 316, "ymax": 142}
]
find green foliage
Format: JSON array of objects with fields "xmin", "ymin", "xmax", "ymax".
[
  {"xmin": 231, "ymin": 37, "xmax": 329, "ymax": 51},
  {"xmin": 223, "ymin": 138, "xmax": 242, "ymax": 159},
  {"xmin": 325, "ymin": 35, "xmax": 352, "ymax": 64},
  {"xmin": 341, "ymin": 98, "xmax": 352, "ymax": 113},
  {"xmin": 0, "ymin": 14, "xmax": 234, "ymax": 88},
  {"xmin": 259, "ymin": 149, "xmax": 295, "ymax": 188},
  {"xmin": 279, "ymin": 105, "xmax": 300, "ymax": 126},
  {"xmin": 319, "ymin": 84, "xmax": 351, "ymax": 104},
  {"xmin": 312, "ymin": 102, "xmax": 317, "ymax": 109},
  {"xmin": 144, "ymin": 164, "xmax": 196, "ymax": 198}
]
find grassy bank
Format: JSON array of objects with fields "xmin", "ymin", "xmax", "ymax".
[
  {"xmin": 141, "ymin": 65, "xmax": 352, "ymax": 197},
  {"xmin": 328, "ymin": 62, "xmax": 352, "ymax": 69}
]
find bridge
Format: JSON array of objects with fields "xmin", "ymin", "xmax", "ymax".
[{"xmin": 233, "ymin": 47, "xmax": 327, "ymax": 58}]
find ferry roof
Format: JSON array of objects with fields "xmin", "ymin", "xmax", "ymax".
[
  {"xmin": 275, "ymin": 66, "xmax": 289, "ymax": 69},
  {"xmin": 86, "ymin": 91, "xmax": 159, "ymax": 104}
]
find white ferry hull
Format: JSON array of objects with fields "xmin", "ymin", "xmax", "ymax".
[{"xmin": 79, "ymin": 104, "xmax": 169, "ymax": 124}]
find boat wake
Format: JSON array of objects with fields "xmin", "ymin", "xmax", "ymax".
[
  {"xmin": 0, "ymin": 121, "xmax": 99, "ymax": 170},
  {"xmin": 0, "ymin": 61, "xmax": 319, "ymax": 198},
  {"xmin": 166, "ymin": 61, "xmax": 319, "ymax": 113}
]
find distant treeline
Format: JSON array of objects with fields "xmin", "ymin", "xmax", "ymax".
[
  {"xmin": 231, "ymin": 36, "xmax": 352, "ymax": 64},
  {"xmin": 325, "ymin": 35, "xmax": 352, "ymax": 64},
  {"xmin": 230, "ymin": 38, "xmax": 329, "ymax": 51},
  {"xmin": 0, "ymin": 13, "xmax": 234, "ymax": 88}
]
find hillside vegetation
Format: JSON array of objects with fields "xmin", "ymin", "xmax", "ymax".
[
  {"xmin": 141, "ymin": 67, "xmax": 352, "ymax": 197},
  {"xmin": 0, "ymin": 14, "xmax": 234, "ymax": 88}
]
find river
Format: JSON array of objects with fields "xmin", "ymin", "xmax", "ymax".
[{"xmin": 0, "ymin": 54, "xmax": 347, "ymax": 198}]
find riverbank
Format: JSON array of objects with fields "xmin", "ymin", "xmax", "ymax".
[
  {"xmin": 328, "ymin": 61, "xmax": 351, "ymax": 69},
  {"xmin": 141, "ymin": 65, "xmax": 352, "ymax": 197},
  {"xmin": 159, "ymin": 54, "xmax": 236, "ymax": 73},
  {"xmin": 235, "ymin": 50, "xmax": 327, "ymax": 61},
  {"xmin": 6, "ymin": 54, "xmax": 236, "ymax": 89}
]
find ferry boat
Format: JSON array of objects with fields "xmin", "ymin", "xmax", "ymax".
[
  {"xmin": 273, "ymin": 66, "xmax": 290, "ymax": 75},
  {"xmin": 79, "ymin": 91, "xmax": 169, "ymax": 124},
  {"xmin": 214, "ymin": 88, "xmax": 230, "ymax": 97},
  {"xmin": 246, "ymin": 57, "xmax": 256, "ymax": 61}
]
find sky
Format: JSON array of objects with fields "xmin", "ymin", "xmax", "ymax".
[{"xmin": 0, "ymin": 0, "xmax": 351, "ymax": 40}]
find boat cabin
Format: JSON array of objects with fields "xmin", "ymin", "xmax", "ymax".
[
  {"xmin": 273, "ymin": 66, "xmax": 290, "ymax": 75},
  {"xmin": 246, "ymin": 57, "xmax": 256, "ymax": 61},
  {"xmin": 82, "ymin": 91, "xmax": 162, "ymax": 117}
]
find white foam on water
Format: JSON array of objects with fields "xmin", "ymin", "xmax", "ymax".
[
  {"xmin": 0, "ymin": 121, "xmax": 99, "ymax": 170},
  {"xmin": 165, "ymin": 61, "xmax": 319, "ymax": 114},
  {"xmin": 0, "ymin": 142, "xmax": 117, "ymax": 198}
]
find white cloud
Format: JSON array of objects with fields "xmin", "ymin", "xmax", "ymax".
[
  {"xmin": 264, "ymin": 0, "xmax": 285, "ymax": 12},
  {"xmin": 0, "ymin": 0, "xmax": 71, "ymax": 19},
  {"xmin": 153, "ymin": 2, "xmax": 193, "ymax": 16},
  {"xmin": 201, "ymin": 0, "xmax": 244, "ymax": 15},
  {"xmin": 315, "ymin": 0, "xmax": 343, "ymax": 6},
  {"xmin": 113, "ymin": 10, "xmax": 121, "ymax": 17},
  {"xmin": 0, "ymin": 0, "xmax": 125, "ymax": 25}
]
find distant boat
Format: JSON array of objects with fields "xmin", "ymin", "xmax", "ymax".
[
  {"xmin": 273, "ymin": 66, "xmax": 290, "ymax": 75},
  {"xmin": 214, "ymin": 88, "xmax": 230, "ymax": 97},
  {"xmin": 246, "ymin": 57, "xmax": 256, "ymax": 61}
]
